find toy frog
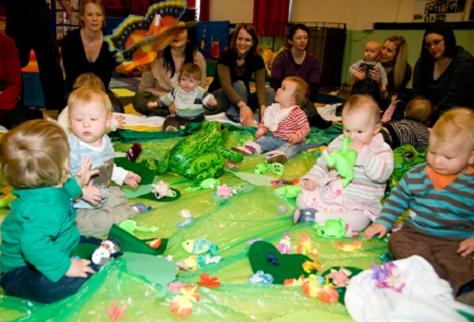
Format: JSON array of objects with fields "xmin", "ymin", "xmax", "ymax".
[
  {"xmin": 326, "ymin": 137, "xmax": 358, "ymax": 187},
  {"xmin": 315, "ymin": 218, "xmax": 347, "ymax": 238},
  {"xmin": 158, "ymin": 122, "xmax": 243, "ymax": 181}
]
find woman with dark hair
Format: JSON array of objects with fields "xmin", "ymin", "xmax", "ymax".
[
  {"xmin": 60, "ymin": 0, "xmax": 123, "ymax": 112},
  {"xmin": 270, "ymin": 23, "xmax": 331, "ymax": 128},
  {"xmin": 413, "ymin": 24, "xmax": 474, "ymax": 122},
  {"xmin": 133, "ymin": 25, "xmax": 207, "ymax": 116},
  {"xmin": 208, "ymin": 23, "xmax": 274, "ymax": 126}
]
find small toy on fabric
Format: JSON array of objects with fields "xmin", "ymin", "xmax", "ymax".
[
  {"xmin": 197, "ymin": 273, "xmax": 221, "ymax": 288},
  {"xmin": 131, "ymin": 202, "xmax": 152, "ymax": 214},
  {"xmin": 315, "ymin": 218, "xmax": 347, "ymax": 239},
  {"xmin": 169, "ymin": 284, "xmax": 201, "ymax": 318},
  {"xmin": 325, "ymin": 137, "xmax": 358, "ymax": 187},
  {"xmin": 176, "ymin": 209, "xmax": 195, "ymax": 228},
  {"xmin": 216, "ymin": 183, "xmax": 235, "ymax": 199},
  {"xmin": 325, "ymin": 267, "xmax": 353, "ymax": 287},
  {"xmin": 105, "ymin": 300, "xmax": 128, "ymax": 322},
  {"xmin": 249, "ymin": 270, "xmax": 274, "ymax": 284},
  {"xmin": 371, "ymin": 261, "xmax": 405, "ymax": 293},
  {"xmin": 277, "ymin": 233, "xmax": 292, "ymax": 254},
  {"xmin": 126, "ymin": 143, "xmax": 142, "ymax": 162},
  {"xmin": 335, "ymin": 240, "xmax": 362, "ymax": 252},
  {"xmin": 186, "ymin": 178, "xmax": 221, "ymax": 191},
  {"xmin": 152, "ymin": 180, "xmax": 177, "ymax": 199},
  {"xmin": 296, "ymin": 234, "xmax": 319, "ymax": 258},
  {"xmin": 301, "ymin": 274, "xmax": 340, "ymax": 304},
  {"xmin": 92, "ymin": 240, "xmax": 121, "ymax": 265},
  {"xmin": 182, "ymin": 239, "xmax": 219, "ymax": 256},
  {"xmin": 254, "ymin": 162, "xmax": 285, "ymax": 176},
  {"xmin": 273, "ymin": 185, "xmax": 301, "ymax": 199}
]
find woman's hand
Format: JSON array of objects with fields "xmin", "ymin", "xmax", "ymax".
[
  {"xmin": 369, "ymin": 68, "xmax": 380, "ymax": 82},
  {"xmin": 239, "ymin": 104, "xmax": 254, "ymax": 126}
]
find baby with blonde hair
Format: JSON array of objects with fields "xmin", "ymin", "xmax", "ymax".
[
  {"xmin": 68, "ymin": 86, "xmax": 142, "ymax": 236},
  {"xmin": 366, "ymin": 107, "xmax": 474, "ymax": 303}
]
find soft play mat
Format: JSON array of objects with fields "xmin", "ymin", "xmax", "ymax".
[{"xmin": 2, "ymin": 123, "xmax": 465, "ymax": 322}]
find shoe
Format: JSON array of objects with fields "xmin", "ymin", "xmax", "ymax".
[
  {"xmin": 267, "ymin": 153, "xmax": 288, "ymax": 164},
  {"xmin": 232, "ymin": 145, "xmax": 256, "ymax": 155},
  {"xmin": 293, "ymin": 208, "xmax": 317, "ymax": 224}
]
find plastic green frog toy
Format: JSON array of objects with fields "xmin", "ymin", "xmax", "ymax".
[
  {"xmin": 315, "ymin": 218, "xmax": 347, "ymax": 238},
  {"xmin": 158, "ymin": 122, "xmax": 243, "ymax": 181},
  {"xmin": 326, "ymin": 137, "xmax": 358, "ymax": 187}
]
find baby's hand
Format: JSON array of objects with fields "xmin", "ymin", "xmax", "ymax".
[
  {"xmin": 113, "ymin": 113, "xmax": 126, "ymax": 126},
  {"xmin": 457, "ymin": 237, "xmax": 474, "ymax": 260},
  {"xmin": 364, "ymin": 223, "xmax": 388, "ymax": 240},
  {"xmin": 255, "ymin": 127, "xmax": 266, "ymax": 139},
  {"xmin": 147, "ymin": 101, "xmax": 159, "ymax": 109},
  {"xmin": 287, "ymin": 133, "xmax": 300, "ymax": 144},
  {"xmin": 82, "ymin": 185, "xmax": 102, "ymax": 205},
  {"xmin": 66, "ymin": 259, "xmax": 95, "ymax": 278},
  {"xmin": 300, "ymin": 178, "xmax": 317, "ymax": 191},
  {"xmin": 75, "ymin": 157, "xmax": 99, "ymax": 187},
  {"xmin": 207, "ymin": 97, "xmax": 218, "ymax": 106},
  {"xmin": 168, "ymin": 102, "xmax": 176, "ymax": 115},
  {"xmin": 124, "ymin": 171, "xmax": 141, "ymax": 188},
  {"xmin": 354, "ymin": 70, "xmax": 366, "ymax": 81}
]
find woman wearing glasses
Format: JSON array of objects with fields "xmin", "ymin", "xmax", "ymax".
[{"xmin": 413, "ymin": 25, "xmax": 474, "ymax": 123}]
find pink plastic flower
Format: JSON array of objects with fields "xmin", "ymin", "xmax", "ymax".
[{"xmin": 216, "ymin": 184, "xmax": 234, "ymax": 198}]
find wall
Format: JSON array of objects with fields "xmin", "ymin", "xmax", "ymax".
[{"xmin": 209, "ymin": 0, "xmax": 254, "ymax": 23}]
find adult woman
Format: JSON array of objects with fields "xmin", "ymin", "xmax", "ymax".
[
  {"xmin": 133, "ymin": 26, "xmax": 207, "ymax": 116},
  {"xmin": 271, "ymin": 24, "xmax": 330, "ymax": 128},
  {"xmin": 60, "ymin": 0, "xmax": 123, "ymax": 112},
  {"xmin": 413, "ymin": 25, "xmax": 474, "ymax": 122},
  {"xmin": 208, "ymin": 23, "xmax": 274, "ymax": 126},
  {"xmin": 371, "ymin": 35, "xmax": 412, "ymax": 121}
]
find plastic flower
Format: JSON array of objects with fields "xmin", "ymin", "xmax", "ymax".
[
  {"xmin": 169, "ymin": 285, "xmax": 200, "ymax": 318},
  {"xmin": 216, "ymin": 184, "xmax": 234, "ymax": 198}
]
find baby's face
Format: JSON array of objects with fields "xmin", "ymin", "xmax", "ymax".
[
  {"xmin": 364, "ymin": 43, "xmax": 380, "ymax": 61},
  {"xmin": 179, "ymin": 75, "xmax": 200, "ymax": 92},
  {"xmin": 427, "ymin": 134, "xmax": 474, "ymax": 175},
  {"xmin": 275, "ymin": 79, "xmax": 297, "ymax": 107},
  {"xmin": 70, "ymin": 98, "xmax": 111, "ymax": 147},
  {"xmin": 342, "ymin": 107, "xmax": 380, "ymax": 146}
]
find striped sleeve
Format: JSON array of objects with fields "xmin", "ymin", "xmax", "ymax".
[
  {"xmin": 357, "ymin": 140, "xmax": 394, "ymax": 183},
  {"xmin": 376, "ymin": 169, "xmax": 416, "ymax": 228},
  {"xmin": 274, "ymin": 107, "xmax": 310, "ymax": 142},
  {"xmin": 159, "ymin": 90, "xmax": 175, "ymax": 106}
]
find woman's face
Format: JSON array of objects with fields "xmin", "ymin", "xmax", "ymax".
[
  {"xmin": 289, "ymin": 29, "xmax": 308, "ymax": 51},
  {"xmin": 82, "ymin": 3, "xmax": 105, "ymax": 32},
  {"xmin": 170, "ymin": 29, "xmax": 188, "ymax": 49},
  {"xmin": 424, "ymin": 32, "xmax": 446, "ymax": 60},
  {"xmin": 381, "ymin": 40, "xmax": 397, "ymax": 64},
  {"xmin": 235, "ymin": 28, "xmax": 254, "ymax": 57}
]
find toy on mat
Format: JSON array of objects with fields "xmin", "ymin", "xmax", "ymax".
[
  {"xmin": 325, "ymin": 137, "xmax": 358, "ymax": 187},
  {"xmin": 158, "ymin": 121, "xmax": 243, "ymax": 181},
  {"xmin": 126, "ymin": 143, "xmax": 142, "ymax": 162},
  {"xmin": 92, "ymin": 240, "xmax": 121, "ymax": 265},
  {"xmin": 182, "ymin": 239, "xmax": 218, "ymax": 256},
  {"xmin": 315, "ymin": 218, "xmax": 347, "ymax": 239},
  {"xmin": 107, "ymin": 0, "xmax": 196, "ymax": 72},
  {"xmin": 169, "ymin": 284, "xmax": 200, "ymax": 318}
]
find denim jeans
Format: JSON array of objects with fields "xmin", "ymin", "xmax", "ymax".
[
  {"xmin": 212, "ymin": 80, "xmax": 275, "ymax": 123},
  {"xmin": 256, "ymin": 135, "xmax": 304, "ymax": 159},
  {"xmin": 0, "ymin": 236, "xmax": 101, "ymax": 304}
]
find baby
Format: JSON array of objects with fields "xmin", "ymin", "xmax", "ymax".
[
  {"xmin": 350, "ymin": 40, "xmax": 388, "ymax": 101},
  {"xmin": 366, "ymin": 107, "xmax": 474, "ymax": 303},
  {"xmin": 158, "ymin": 63, "xmax": 218, "ymax": 131},
  {"xmin": 68, "ymin": 86, "xmax": 142, "ymax": 236},
  {"xmin": 294, "ymin": 95, "xmax": 394, "ymax": 232},
  {"xmin": 232, "ymin": 76, "xmax": 310, "ymax": 164},
  {"xmin": 381, "ymin": 97, "xmax": 433, "ymax": 149}
]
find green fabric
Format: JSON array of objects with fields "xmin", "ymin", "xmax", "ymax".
[
  {"xmin": 0, "ymin": 178, "xmax": 82, "ymax": 282},
  {"xmin": 122, "ymin": 253, "xmax": 178, "ymax": 286},
  {"xmin": 108, "ymin": 224, "xmax": 167, "ymax": 255},
  {"xmin": 248, "ymin": 240, "xmax": 317, "ymax": 284},
  {"xmin": 114, "ymin": 157, "xmax": 155, "ymax": 184}
]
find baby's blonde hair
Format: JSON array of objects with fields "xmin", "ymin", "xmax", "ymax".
[
  {"xmin": 366, "ymin": 40, "xmax": 382, "ymax": 51},
  {"xmin": 404, "ymin": 97, "xmax": 433, "ymax": 125},
  {"xmin": 431, "ymin": 107, "xmax": 474, "ymax": 150},
  {"xmin": 180, "ymin": 63, "xmax": 202, "ymax": 82},
  {"xmin": 284, "ymin": 76, "xmax": 309, "ymax": 107},
  {"xmin": 68, "ymin": 86, "xmax": 113, "ymax": 132},
  {"xmin": 73, "ymin": 72, "xmax": 105, "ymax": 90},
  {"xmin": 342, "ymin": 94, "xmax": 381, "ymax": 123},
  {"xmin": 0, "ymin": 120, "xmax": 69, "ymax": 188}
]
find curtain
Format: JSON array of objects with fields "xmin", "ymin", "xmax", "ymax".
[{"xmin": 252, "ymin": 0, "xmax": 289, "ymax": 36}]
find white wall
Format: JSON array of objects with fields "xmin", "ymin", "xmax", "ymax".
[{"xmin": 209, "ymin": 0, "xmax": 254, "ymax": 23}]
